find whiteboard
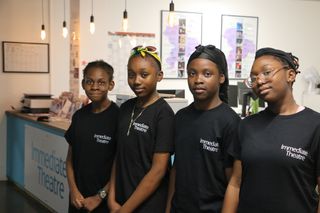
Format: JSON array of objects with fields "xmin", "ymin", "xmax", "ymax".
[{"xmin": 2, "ymin": 41, "xmax": 49, "ymax": 73}]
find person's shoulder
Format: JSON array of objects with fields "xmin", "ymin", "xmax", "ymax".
[
  {"xmin": 300, "ymin": 107, "xmax": 320, "ymax": 123},
  {"xmin": 175, "ymin": 103, "xmax": 193, "ymax": 117},
  {"xmin": 120, "ymin": 97, "xmax": 136, "ymax": 110},
  {"xmin": 109, "ymin": 101, "xmax": 120, "ymax": 112},
  {"xmin": 303, "ymin": 107, "xmax": 320, "ymax": 117},
  {"xmin": 101, "ymin": 101, "xmax": 120, "ymax": 117},
  {"xmin": 68, "ymin": 103, "xmax": 91, "ymax": 123},
  {"xmin": 74, "ymin": 103, "xmax": 91, "ymax": 115},
  {"xmin": 218, "ymin": 102, "xmax": 240, "ymax": 118},
  {"xmin": 155, "ymin": 98, "xmax": 175, "ymax": 115},
  {"xmin": 146, "ymin": 98, "xmax": 175, "ymax": 119}
]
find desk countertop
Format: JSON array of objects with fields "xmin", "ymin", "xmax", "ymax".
[{"xmin": 6, "ymin": 111, "xmax": 71, "ymax": 132}]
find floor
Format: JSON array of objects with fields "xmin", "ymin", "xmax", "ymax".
[{"xmin": 0, "ymin": 181, "xmax": 53, "ymax": 213}]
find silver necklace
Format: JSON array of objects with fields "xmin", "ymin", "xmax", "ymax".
[{"xmin": 127, "ymin": 105, "xmax": 145, "ymax": 136}]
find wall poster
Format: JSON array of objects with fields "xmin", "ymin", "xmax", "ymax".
[
  {"xmin": 161, "ymin": 11, "xmax": 202, "ymax": 79},
  {"xmin": 220, "ymin": 15, "xmax": 258, "ymax": 79}
]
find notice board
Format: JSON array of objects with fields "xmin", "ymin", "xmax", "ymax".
[{"xmin": 2, "ymin": 41, "xmax": 49, "ymax": 73}]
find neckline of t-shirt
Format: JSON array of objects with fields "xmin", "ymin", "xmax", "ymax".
[
  {"xmin": 133, "ymin": 97, "xmax": 163, "ymax": 110},
  {"xmin": 265, "ymin": 106, "xmax": 308, "ymax": 119},
  {"xmin": 191, "ymin": 101, "xmax": 225, "ymax": 112},
  {"xmin": 89, "ymin": 101, "xmax": 114, "ymax": 115}
]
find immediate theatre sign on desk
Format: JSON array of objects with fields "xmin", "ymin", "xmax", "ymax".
[{"xmin": 6, "ymin": 111, "xmax": 70, "ymax": 213}]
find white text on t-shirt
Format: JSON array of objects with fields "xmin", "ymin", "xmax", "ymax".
[
  {"xmin": 281, "ymin": 144, "xmax": 308, "ymax": 161},
  {"xmin": 200, "ymin": 138, "xmax": 219, "ymax": 152},
  {"xmin": 94, "ymin": 134, "xmax": 112, "ymax": 144}
]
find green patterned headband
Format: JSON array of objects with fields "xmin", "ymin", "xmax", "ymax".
[{"xmin": 130, "ymin": 45, "xmax": 162, "ymax": 68}]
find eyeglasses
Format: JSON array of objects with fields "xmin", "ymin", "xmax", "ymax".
[
  {"xmin": 83, "ymin": 78, "xmax": 108, "ymax": 88},
  {"xmin": 245, "ymin": 66, "xmax": 289, "ymax": 88}
]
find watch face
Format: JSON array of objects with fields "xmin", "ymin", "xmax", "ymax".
[{"xmin": 99, "ymin": 190, "xmax": 107, "ymax": 199}]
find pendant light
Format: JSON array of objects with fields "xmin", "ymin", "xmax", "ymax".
[
  {"xmin": 90, "ymin": 0, "xmax": 95, "ymax": 34},
  {"xmin": 122, "ymin": 0, "xmax": 128, "ymax": 32},
  {"xmin": 168, "ymin": 0, "xmax": 175, "ymax": 27},
  {"xmin": 62, "ymin": 0, "xmax": 68, "ymax": 38},
  {"xmin": 40, "ymin": 0, "xmax": 46, "ymax": 40}
]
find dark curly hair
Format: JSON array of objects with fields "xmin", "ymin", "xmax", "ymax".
[{"xmin": 83, "ymin": 60, "xmax": 114, "ymax": 81}]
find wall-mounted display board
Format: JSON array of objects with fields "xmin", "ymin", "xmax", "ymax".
[
  {"xmin": 220, "ymin": 15, "xmax": 258, "ymax": 79},
  {"xmin": 161, "ymin": 10, "xmax": 202, "ymax": 79},
  {"xmin": 2, "ymin": 41, "xmax": 49, "ymax": 73}
]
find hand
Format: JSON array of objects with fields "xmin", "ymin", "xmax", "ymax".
[
  {"xmin": 70, "ymin": 189, "xmax": 84, "ymax": 209},
  {"xmin": 109, "ymin": 202, "xmax": 121, "ymax": 213},
  {"xmin": 83, "ymin": 195, "xmax": 102, "ymax": 212}
]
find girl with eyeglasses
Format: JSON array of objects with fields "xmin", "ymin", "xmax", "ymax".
[
  {"xmin": 222, "ymin": 47, "xmax": 320, "ymax": 213},
  {"xmin": 108, "ymin": 46, "xmax": 175, "ymax": 213},
  {"xmin": 166, "ymin": 45, "xmax": 240, "ymax": 213}
]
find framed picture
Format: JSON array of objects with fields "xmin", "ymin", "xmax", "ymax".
[
  {"xmin": 161, "ymin": 10, "xmax": 202, "ymax": 78},
  {"xmin": 2, "ymin": 41, "xmax": 49, "ymax": 73},
  {"xmin": 220, "ymin": 15, "xmax": 258, "ymax": 79}
]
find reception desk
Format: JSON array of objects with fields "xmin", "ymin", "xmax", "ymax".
[{"xmin": 6, "ymin": 111, "xmax": 70, "ymax": 212}]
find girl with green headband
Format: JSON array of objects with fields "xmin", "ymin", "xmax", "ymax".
[{"xmin": 108, "ymin": 45, "xmax": 174, "ymax": 213}]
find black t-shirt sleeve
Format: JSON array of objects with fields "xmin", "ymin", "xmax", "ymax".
[
  {"xmin": 222, "ymin": 115, "xmax": 240, "ymax": 167},
  {"xmin": 154, "ymin": 105, "xmax": 174, "ymax": 153},
  {"xmin": 228, "ymin": 120, "xmax": 243, "ymax": 160},
  {"xmin": 64, "ymin": 111, "xmax": 78, "ymax": 146},
  {"xmin": 312, "ymin": 124, "xmax": 320, "ymax": 177}
]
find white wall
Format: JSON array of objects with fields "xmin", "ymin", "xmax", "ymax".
[
  {"xmin": 0, "ymin": 0, "xmax": 69, "ymax": 180},
  {"xmin": 79, "ymin": 0, "xmax": 320, "ymax": 103},
  {"xmin": 1, "ymin": 0, "xmax": 320, "ymax": 179}
]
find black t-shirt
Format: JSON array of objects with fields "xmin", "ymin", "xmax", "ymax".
[
  {"xmin": 171, "ymin": 102, "xmax": 240, "ymax": 213},
  {"xmin": 115, "ymin": 97, "xmax": 174, "ymax": 213},
  {"xmin": 65, "ymin": 102, "xmax": 119, "ymax": 212},
  {"xmin": 230, "ymin": 107, "xmax": 320, "ymax": 213}
]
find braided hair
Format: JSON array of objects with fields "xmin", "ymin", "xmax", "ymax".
[{"xmin": 255, "ymin": 47, "xmax": 300, "ymax": 74}]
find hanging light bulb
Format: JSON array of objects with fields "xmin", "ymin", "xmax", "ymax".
[
  {"xmin": 62, "ymin": 0, "xmax": 68, "ymax": 38},
  {"xmin": 122, "ymin": 10, "xmax": 128, "ymax": 32},
  {"xmin": 168, "ymin": 0, "xmax": 175, "ymax": 27},
  {"xmin": 41, "ymin": 24, "xmax": 46, "ymax": 40},
  {"xmin": 40, "ymin": 0, "xmax": 46, "ymax": 40},
  {"xmin": 122, "ymin": 0, "xmax": 128, "ymax": 32},
  {"xmin": 62, "ymin": 21, "xmax": 68, "ymax": 38},
  {"xmin": 90, "ymin": 0, "xmax": 95, "ymax": 34}
]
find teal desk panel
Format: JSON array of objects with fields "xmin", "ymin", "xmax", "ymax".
[{"xmin": 6, "ymin": 112, "xmax": 66, "ymax": 187}]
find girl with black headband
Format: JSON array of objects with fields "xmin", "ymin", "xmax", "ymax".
[
  {"xmin": 108, "ymin": 46, "xmax": 174, "ymax": 213},
  {"xmin": 166, "ymin": 45, "xmax": 240, "ymax": 213},
  {"xmin": 223, "ymin": 47, "xmax": 320, "ymax": 213}
]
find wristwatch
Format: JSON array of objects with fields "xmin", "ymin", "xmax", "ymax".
[{"xmin": 98, "ymin": 188, "xmax": 107, "ymax": 199}]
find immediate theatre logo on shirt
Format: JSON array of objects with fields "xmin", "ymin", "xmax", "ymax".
[
  {"xmin": 133, "ymin": 122, "xmax": 149, "ymax": 133},
  {"xmin": 281, "ymin": 144, "xmax": 308, "ymax": 161},
  {"xmin": 94, "ymin": 134, "xmax": 112, "ymax": 144},
  {"xmin": 200, "ymin": 138, "xmax": 219, "ymax": 152}
]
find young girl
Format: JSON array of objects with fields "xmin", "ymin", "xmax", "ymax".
[
  {"xmin": 65, "ymin": 60, "xmax": 119, "ymax": 212},
  {"xmin": 222, "ymin": 47, "xmax": 320, "ymax": 213},
  {"xmin": 108, "ymin": 46, "xmax": 175, "ymax": 213},
  {"xmin": 166, "ymin": 45, "xmax": 240, "ymax": 213}
]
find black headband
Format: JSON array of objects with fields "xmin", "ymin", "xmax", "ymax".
[
  {"xmin": 255, "ymin": 47, "xmax": 299, "ymax": 72},
  {"xmin": 187, "ymin": 45, "xmax": 228, "ymax": 75}
]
